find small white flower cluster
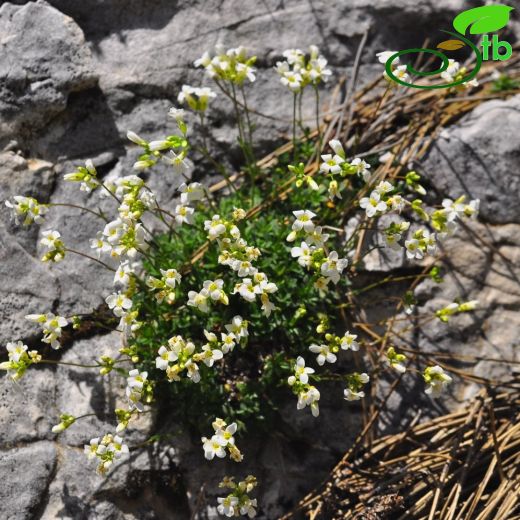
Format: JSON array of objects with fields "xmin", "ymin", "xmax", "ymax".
[
  {"xmin": 376, "ymin": 50, "xmax": 411, "ymax": 86},
  {"xmin": 195, "ymin": 45, "xmax": 257, "ymax": 84},
  {"xmin": 202, "ymin": 211, "xmax": 278, "ymax": 317},
  {"xmin": 435, "ymin": 299, "xmax": 479, "ymax": 322},
  {"xmin": 320, "ymin": 139, "xmax": 372, "ymax": 198},
  {"xmin": 423, "ymin": 365, "xmax": 453, "ymax": 397},
  {"xmin": 275, "ymin": 45, "xmax": 332, "ymax": 92},
  {"xmin": 5, "ymin": 195, "xmax": 47, "ymax": 226},
  {"xmin": 146, "ymin": 268, "xmax": 182, "ymax": 304},
  {"xmin": 308, "ymin": 331, "xmax": 359, "ymax": 366},
  {"xmin": 40, "ymin": 230, "xmax": 66, "ymax": 263},
  {"xmin": 126, "ymin": 113, "xmax": 189, "ymax": 172},
  {"xmin": 63, "ymin": 159, "xmax": 99, "ymax": 193},
  {"xmin": 344, "ymin": 372, "xmax": 370, "ymax": 401},
  {"xmin": 360, "ymin": 180, "xmax": 403, "ymax": 218},
  {"xmin": 25, "ymin": 313, "xmax": 68, "ymax": 349},
  {"xmin": 0, "ymin": 341, "xmax": 41, "ymax": 381},
  {"xmin": 51, "ymin": 413, "xmax": 76, "ymax": 433},
  {"xmin": 155, "ymin": 317, "xmax": 247, "ymax": 383},
  {"xmin": 125, "ymin": 369, "xmax": 151, "ymax": 412},
  {"xmin": 401, "ymin": 195, "xmax": 479, "ymax": 261},
  {"xmin": 188, "ymin": 279, "xmax": 229, "ymax": 312},
  {"xmin": 441, "ymin": 59, "xmax": 479, "ymax": 89},
  {"xmin": 202, "ymin": 418, "xmax": 243, "ymax": 462},
  {"xmin": 217, "ymin": 475, "xmax": 258, "ymax": 518},
  {"xmin": 84, "ymin": 433, "xmax": 129, "ymax": 475},
  {"xmin": 178, "ymin": 85, "xmax": 217, "ymax": 112},
  {"xmin": 288, "ymin": 356, "xmax": 320, "ymax": 417},
  {"xmin": 174, "ymin": 181, "xmax": 205, "ymax": 226},
  {"xmin": 288, "ymin": 209, "xmax": 348, "ymax": 291},
  {"xmin": 385, "ymin": 347, "xmax": 407, "ymax": 373}
]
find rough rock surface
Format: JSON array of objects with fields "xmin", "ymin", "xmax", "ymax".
[
  {"xmin": 0, "ymin": 442, "xmax": 57, "ymax": 519},
  {"xmin": 0, "ymin": 0, "xmax": 519, "ymax": 518}
]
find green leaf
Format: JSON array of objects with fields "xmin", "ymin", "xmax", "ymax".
[
  {"xmin": 453, "ymin": 4, "xmax": 514, "ymax": 35},
  {"xmin": 437, "ymin": 39, "xmax": 466, "ymax": 50}
]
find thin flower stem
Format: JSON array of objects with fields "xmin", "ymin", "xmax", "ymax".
[
  {"xmin": 49, "ymin": 203, "xmax": 108, "ymax": 222},
  {"xmin": 240, "ymin": 84, "xmax": 254, "ymax": 150},
  {"xmin": 65, "ymin": 248, "xmax": 115, "ymax": 272},
  {"xmin": 101, "ymin": 183, "xmax": 122, "ymax": 205},
  {"xmin": 195, "ymin": 145, "xmax": 239, "ymax": 195},
  {"xmin": 314, "ymin": 85, "xmax": 322, "ymax": 156},
  {"xmin": 76, "ymin": 413, "xmax": 98, "ymax": 420},
  {"xmin": 40, "ymin": 359, "xmax": 101, "ymax": 369},
  {"xmin": 292, "ymin": 93, "xmax": 298, "ymax": 162}
]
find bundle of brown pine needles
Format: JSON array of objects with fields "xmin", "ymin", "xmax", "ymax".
[{"xmin": 285, "ymin": 389, "xmax": 520, "ymax": 519}]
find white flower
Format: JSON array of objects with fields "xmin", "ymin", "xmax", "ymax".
[
  {"xmin": 126, "ymin": 369, "xmax": 148, "ymax": 411},
  {"xmin": 225, "ymin": 316, "xmax": 248, "ymax": 339},
  {"xmin": 340, "ymin": 332, "xmax": 359, "ymax": 351},
  {"xmin": 464, "ymin": 199, "xmax": 479, "ymax": 219},
  {"xmin": 291, "ymin": 241, "xmax": 314, "ymax": 268},
  {"xmin": 106, "ymin": 292, "xmax": 132, "ymax": 317},
  {"xmin": 320, "ymin": 251, "xmax": 348, "ymax": 284},
  {"xmin": 179, "ymin": 182, "xmax": 204, "ymax": 204},
  {"xmin": 328, "ymin": 139, "xmax": 345, "ymax": 158},
  {"xmin": 217, "ymin": 496, "xmax": 239, "ymax": 517},
  {"xmin": 126, "ymin": 131, "xmax": 147, "ymax": 146},
  {"xmin": 163, "ymin": 151, "xmax": 188, "ymax": 174},
  {"xmin": 84, "ymin": 437, "xmax": 100, "ymax": 459},
  {"xmin": 6, "ymin": 341, "xmax": 28, "ymax": 363},
  {"xmin": 161, "ymin": 268, "xmax": 181, "ymax": 288},
  {"xmin": 178, "ymin": 85, "xmax": 217, "ymax": 112},
  {"xmin": 376, "ymin": 51, "xmax": 399, "ymax": 64},
  {"xmin": 234, "ymin": 279, "xmax": 259, "ymax": 302},
  {"xmin": 442, "ymin": 198, "xmax": 465, "ymax": 221},
  {"xmin": 187, "ymin": 289, "xmax": 210, "ymax": 312},
  {"xmin": 220, "ymin": 333, "xmax": 236, "ymax": 354},
  {"xmin": 155, "ymin": 345, "xmax": 176, "ymax": 370},
  {"xmin": 309, "ymin": 344, "xmax": 337, "ymax": 366},
  {"xmin": 114, "ymin": 261, "xmax": 135, "ymax": 287},
  {"xmin": 203, "ymin": 279, "xmax": 228, "ymax": 304},
  {"xmin": 292, "ymin": 210, "xmax": 316, "ymax": 233},
  {"xmin": 279, "ymin": 70, "xmax": 303, "ymax": 92},
  {"xmin": 200, "ymin": 344, "xmax": 224, "ymax": 367},
  {"xmin": 441, "ymin": 59, "xmax": 460, "ymax": 82},
  {"xmin": 202, "ymin": 434, "xmax": 226, "ymax": 460},
  {"xmin": 385, "ymin": 64, "xmax": 410, "ymax": 84},
  {"xmin": 240, "ymin": 499, "xmax": 258, "ymax": 518},
  {"xmin": 5, "ymin": 196, "xmax": 47, "ymax": 226},
  {"xmin": 215, "ymin": 422, "xmax": 237, "ymax": 446},
  {"xmin": 405, "ymin": 238, "xmax": 422, "ymax": 260},
  {"xmin": 174, "ymin": 204, "xmax": 195, "ymax": 225},
  {"xmin": 204, "ymin": 215, "xmax": 226, "ymax": 239},
  {"xmin": 424, "ymin": 365, "xmax": 452, "ymax": 397},
  {"xmin": 320, "ymin": 154, "xmax": 344, "ymax": 175},
  {"xmin": 40, "ymin": 230, "xmax": 65, "ymax": 263},
  {"xmin": 306, "ymin": 226, "xmax": 330, "ymax": 247},
  {"xmin": 168, "ymin": 107, "xmax": 186, "ymax": 121},
  {"xmin": 344, "ymin": 387, "xmax": 365, "ymax": 401},
  {"xmin": 91, "ymin": 233, "xmax": 112, "ymax": 258},
  {"xmin": 344, "ymin": 373, "xmax": 369, "ymax": 401},
  {"xmin": 359, "ymin": 191, "xmax": 387, "ymax": 218},
  {"xmin": 297, "ymin": 386, "xmax": 320, "ymax": 417},
  {"xmin": 289, "ymin": 356, "xmax": 314, "ymax": 385},
  {"xmin": 351, "ymin": 158, "xmax": 371, "ymax": 182},
  {"xmin": 26, "ymin": 313, "xmax": 68, "ymax": 349},
  {"xmin": 314, "ymin": 276, "xmax": 330, "ymax": 295}
]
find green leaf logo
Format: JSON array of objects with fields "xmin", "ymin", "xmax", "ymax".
[{"xmin": 453, "ymin": 4, "xmax": 514, "ymax": 35}]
